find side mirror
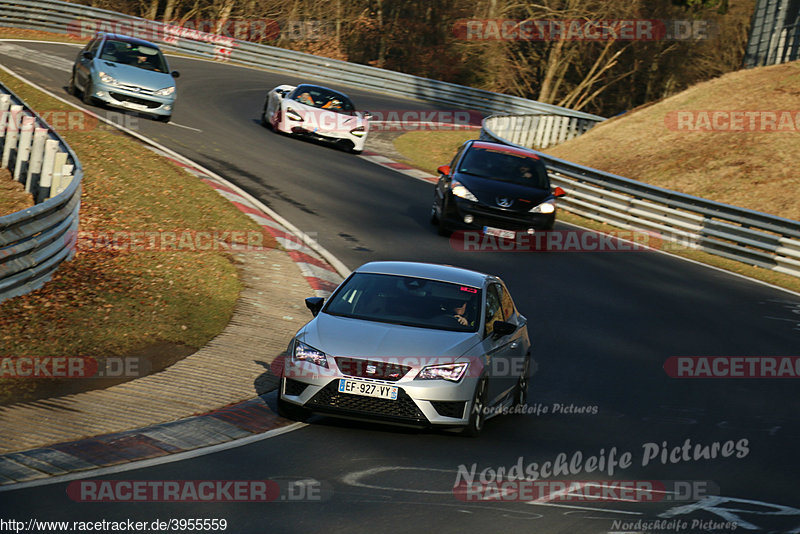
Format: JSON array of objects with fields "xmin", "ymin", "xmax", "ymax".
[
  {"xmin": 437, "ymin": 165, "xmax": 451, "ymax": 176},
  {"xmin": 305, "ymin": 297, "xmax": 324, "ymax": 316},
  {"xmin": 492, "ymin": 321, "xmax": 516, "ymax": 338},
  {"xmin": 171, "ymin": 71, "xmax": 181, "ymax": 78},
  {"xmin": 82, "ymin": 51, "xmax": 93, "ymax": 60},
  {"xmin": 553, "ymin": 186, "xmax": 566, "ymax": 198},
  {"xmin": 363, "ymin": 111, "xmax": 373, "ymax": 120}
]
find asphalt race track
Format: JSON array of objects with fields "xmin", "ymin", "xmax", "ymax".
[{"xmin": 1, "ymin": 42, "xmax": 799, "ymax": 533}]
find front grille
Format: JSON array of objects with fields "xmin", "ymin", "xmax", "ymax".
[
  {"xmin": 431, "ymin": 401, "xmax": 467, "ymax": 419},
  {"xmin": 109, "ymin": 92, "xmax": 162, "ymax": 108},
  {"xmin": 307, "ymin": 381, "xmax": 427, "ymax": 423},
  {"xmin": 334, "ymin": 357, "xmax": 411, "ymax": 382},
  {"xmin": 284, "ymin": 378, "xmax": 308, "ymax": 396},
  {"xmin": 117, "ymin": 84, "xmax": 156, "ymax": 95}
]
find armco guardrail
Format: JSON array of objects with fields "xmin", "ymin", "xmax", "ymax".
[
  {"xmin": 0, "ymin": 80, "xmax": 81, "ymax": 303},
  {"xmin": 0, "ymin": 0, "xmax": 604, "ymax": 148},
  {"xmin": 482, "ymin": 116, "xmax": 800, "ymax": 278},
  {"xmin": 479, "ymin": 113, "xmax": 599, "ymax": 149}
]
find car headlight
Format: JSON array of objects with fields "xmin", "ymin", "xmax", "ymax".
[
  {"xmin": 292, "ymin": 341, "xmax": 329, "ymax": 368},
  {"xmin": 530, "ymin": 199, "xmax": 556, "ymax": 214},
  {"xmin": 98, "ymin": 71, "xmax": 119, "ymax": 85},
  {"xmin": 350, "ymin": 126, "xmax": 366, "ymax": 137},
  {"xmin": 416, "ymin": 362, "xmax": 469, "ymax": 382},
  {"xmin": 451, "ymin": 181, "xmax": 478, "ymax": 202},
  {"xmin": 154, "ymin": 86, "xmax": 175, "ymax": 96},
  {"xmin": 286, "ymin": 107, "xmax": 303, "ymax": 122}
]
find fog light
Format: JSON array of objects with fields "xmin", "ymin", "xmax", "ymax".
[
  {"xmin": 464, "ymin": 215, "xmax": 474, "ymax": 224},
  {"xmin": 527, "ymin": 228, "xmax": 535, "ymax": 235},
  {"xmin": 96, "ymin": 91, "xmax": 106, "ymax": 97}
]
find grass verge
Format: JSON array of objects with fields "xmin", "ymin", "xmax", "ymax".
[
  {"xmin": 392, "ymin": 131, "xmax": 800, "ymax": 295},
  {"xmin": 0, "ymin": 69, "xmax": 277, "ymax": 404},
  {"xmin": 393, "ymin": 130, "xmax": 479, "ymax": 174}
]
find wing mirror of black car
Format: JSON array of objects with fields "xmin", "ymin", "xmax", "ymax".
[
  {"xmin": 171, "ymin": 71, "xmax": 181, "ymax": 78},
  {"xmin": 492, "ymin": 321, "xmax": 516, "ymax": 338},
  {"xmin": 82, "ymin": 51, "xmax": 93, "ymax": 60},
  {"xmin": 305, "ymin": 297, "xmax": 324, "ymax": 316},
  {"xmin": 437, "ymin": 165, "xmax": 451, "ymax": 176},
  {"xmin": 553, "ymin": 186, "xmax": 566, "ymax": 198}
]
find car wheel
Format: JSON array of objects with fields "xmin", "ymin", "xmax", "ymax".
[
  {"xmin": 271, "ymin": 110, "xmax": 283, "ymax": 132},
  {"xmin": 68, "ymin": 70, "xmax": 78, "ymax": 96},
  {"xmin": 82, "ymin": 80, "xmax": 95, "ymax": 106},
  {"xmin": 430, "ymin": 197, "xmax": 440, "ymax": 225},
  {"xmin": 437, "ymin": 222, "xmax": 452, "ymax": 237},
  {"xmin": 155, "ymin": 114, "xmax": 171, "ymax": 123},
  {"xmin": 461, "ymin": 377, "xmax": 488, "ymax": 437},
  {"xmin": 513, "ymin": 355, "xmax": 530, "ymax": 409},
  {"xmin": 261, "ymin": 106, "xmax": 270, "ymax": 128}
]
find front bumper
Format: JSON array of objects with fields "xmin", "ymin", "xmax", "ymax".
[
  {"xmin": 288, "ymin": 124, "xmax": 367, "ymax": 151},
  {"xmin": 442, "ymin": 196, "xmax": 556, "ymax": 232},
  {"xmin": 91, "ymin": 80, "xmax": 175, "ymax": 116},
  {"xmin": 280, "ymin": 360, "xmax": 477, "ymax": 427}
]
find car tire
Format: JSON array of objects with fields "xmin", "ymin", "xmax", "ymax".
[
  {"xmin": 430, "ymin": 197, "xmax": 440, "ymax": 225},
  {"xmin": 461, "ymin": 377, "xmax": 488, "ymax": 437},
  {"xmin": 513, "ymin": 355, "xmax": 530, "ymax": 410},
  {"xmin": 271, "ymin": 110, "xmax": 283, "ymax": 133},
  {"xmin": 261, "ymin": 106, "xmax": 271, "ymax": 128},
  {"xmin": 68, "ymin": 71, "xmax": 78, "ymax": 96},
  {"xmin": 155, "ymin": 114, "xmax": 171, "ymax": 123},
  {"xmin": 437, "ymin": 223, "xmax": 452, "ymax": 237},
  {"xmin": 82, "ymin": 80, "xmax": 95, "ymax": 106}
]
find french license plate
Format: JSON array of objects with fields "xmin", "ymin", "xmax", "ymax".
[
  {"xmin": 483, "ymin": 226, "xmax": 516, "ymax": 239},
  {"xmin": 338, "ymin": 379, "xmax": 398, "ymax": 400}
]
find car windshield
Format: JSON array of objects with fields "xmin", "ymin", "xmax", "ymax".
[
  {"xmin": 289, "ymin": 86, "xmax": 355, "ymax": 112},
  {"xmin": 99, "ymin": 40, "xmax": 168, "ymax": 73},
  {"xmin": 458, "ymin": 147, "xmax": 549, "ymax": 188},
  {"xmin": 324, "ymin": 273, "xmax": 481, "ymax": 332}
]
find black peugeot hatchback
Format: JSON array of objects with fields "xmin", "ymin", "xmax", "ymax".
[{"xmin": 431, "ymin": 140, "xmax": 565, "ymax": 237}]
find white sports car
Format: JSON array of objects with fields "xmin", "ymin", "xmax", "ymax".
[{"xmin": 262, "ymin": 83, "xmax": 370, "ymax": 154}]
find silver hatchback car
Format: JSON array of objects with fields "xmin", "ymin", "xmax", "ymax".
[
  {"xmin": 278, "ymin": 261, "xmax": 532, "ymax": 436},
  {"xmin": 69, "ymin": 32, "xmax": 179, "ymax": 122}
]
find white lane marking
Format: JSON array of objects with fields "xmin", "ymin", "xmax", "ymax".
[
  {"xmin": 342, "ymin": 466, "xmax": 455, "ymax": 495},
  {"xmin": 168, "ymin": 121, "xmax": 202, "ymax": 132},
  {"xmin": 0, "ymin": 42, "xmax": 72, "ymax": 72},
  {"xmin": 0, "ymin": 39, "xmax": 83, "ymax": 46},
  {"xmin": 0, "ymin": 422, "xmax": 306, "ymax": 492},
  {"xmin": 527, "ymin": 501, "xmax": 643, "ymax": 515}
]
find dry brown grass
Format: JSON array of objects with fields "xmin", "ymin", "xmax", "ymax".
[{"xmin": 545, "ymin": 61, "xmax": 800, "ymax": 222}]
